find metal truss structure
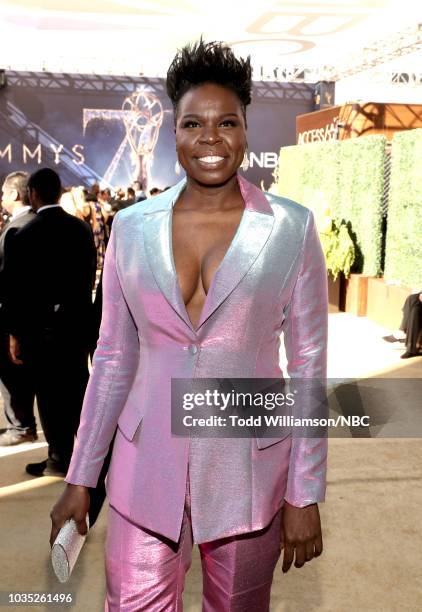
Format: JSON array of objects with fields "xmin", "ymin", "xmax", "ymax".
[
  {"xmin": 255, "ymin": 23, "xmax": 422, "ymax": 84},
  {"xmin": 252, "ymin": 81, "xmax": 314, "ymax": 102},
  {"xmin": 3, "ymin": 71, "xmax": 166, "ymax": 98},
  {"xmin": 391, "ymin": 72, "xmax": 422, "ymax": 86},
  {"xmin": 324, "ymin": 23, "xmax": 422, "ymax": 82},
  {"xmin": 2, "ymin": 24, "xmax": 421, "ymax": 89},
  {"xmin": 2, "ymin": 70, "xmax": 315, "ymax": 103}
]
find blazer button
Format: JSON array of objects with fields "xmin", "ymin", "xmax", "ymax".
[{"xmin": 188, "ymin": 344, "xmax": 199, "ymax": 355}]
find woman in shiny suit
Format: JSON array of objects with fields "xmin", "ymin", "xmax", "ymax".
[{"xmin": 50, "ymin": 40, "xmax": 328, "ymax": 611}]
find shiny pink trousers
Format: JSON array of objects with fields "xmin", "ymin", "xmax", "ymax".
[{"xmin": 105, "ymin": 475, "xmax": 282, "ymax": 611}]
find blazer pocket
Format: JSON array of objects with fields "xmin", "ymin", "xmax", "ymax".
[
  {"xmin": 255, "ymin": 432, "xmax": 291, "ymax": 450},
  {"xmin": 117, "ymin": 406, "xmax": 143, "ymax": 441}
]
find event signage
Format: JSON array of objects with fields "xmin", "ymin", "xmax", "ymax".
[
  {"xmin": 296, "ymin": 106, "xmax": 341, "ymax": 144},
  {"xmin": 0, "ymin": 72, "xmax": 314, "ymax": 191},
  {"xmin": 296, "ymin": 103, "xmax": 422, "ymax": 145}
]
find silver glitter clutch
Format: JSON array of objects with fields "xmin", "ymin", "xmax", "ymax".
[{"xmin": 51, "ymin": 516, "xmax": 89, "ymax": 583}]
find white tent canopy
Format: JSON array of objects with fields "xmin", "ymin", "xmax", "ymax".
[{"xmin": 1, "ymin": 0, "xmax": 421, "ymax": 102}]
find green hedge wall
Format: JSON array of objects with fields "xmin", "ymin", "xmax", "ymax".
[
  {"xmin": 273, "ymin": 135, "xmax": 386, "ymax": 276},
  {"xmin": 273, "ymin": 140, "xmax": 340, "ymax": 223},
  {"xmin": 384, "ymin": 129, "xmax": 422, "ymax": 288}
]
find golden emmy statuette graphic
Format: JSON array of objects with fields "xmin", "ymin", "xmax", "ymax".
[{"xmin": 83, "ymin": 87, "xmax": 165, "ymax": 191}]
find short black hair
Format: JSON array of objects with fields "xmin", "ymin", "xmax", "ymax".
[
  {"xmin": 84, "ymin": 190, "xmax": 97, "ymax": 203},
  {"xmin": 166, "ymin": 39, "xmax": 252, "ymax": 120},
  {"xmin": 27, "ymin": 168, "xmax": 62, "ymax": 204},
  {"xmin": 4, "ymin": 171, "xmax": 29, "ymax": 202}
]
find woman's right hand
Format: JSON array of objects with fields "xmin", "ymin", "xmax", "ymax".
[{"xmin": 50, "ymin": 484, "xmax": 90, "ymax": 548}]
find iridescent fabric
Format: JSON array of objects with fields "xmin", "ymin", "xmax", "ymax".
[
  {"xmin": 105, "ymin": 470, "xmax": 282, "ymax": 611},
  {"xmin": 66, "ymin": 174, "xmax": 328, "ymax": 544}
]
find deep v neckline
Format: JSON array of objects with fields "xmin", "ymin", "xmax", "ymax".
[
  {"xmin": 142, "ymin": 175, "xmax": 275, "ymax": 334},
  {"xmin": 168, "ymin": 198, "xmax": 246, "ymax": 332}
]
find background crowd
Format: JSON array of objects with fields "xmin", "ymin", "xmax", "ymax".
[
  {"xmin": 0, "ymin": 169, "xmax": 170, "ymax": 524},
  {"xmin": 1, "ymin": 179, "xmax": 166, "ymax": 272}
]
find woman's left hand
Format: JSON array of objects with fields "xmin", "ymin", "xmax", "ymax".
[{"xmin": 280, "ymin": 501, "xmax": 323, "ymax": 572}]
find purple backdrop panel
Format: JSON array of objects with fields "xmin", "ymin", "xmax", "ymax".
[{"xmin": 0, "ymin": 72, "xmax": 314, "ymax": 191}]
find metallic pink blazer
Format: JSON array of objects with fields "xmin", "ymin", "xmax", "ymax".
[{"xmin": 66, "ymin": 174, "xmax": 328, "ymax": 544}]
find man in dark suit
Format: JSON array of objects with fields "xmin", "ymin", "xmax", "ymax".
[
  {"xmin": 4, "ymin": 168, "xmax": 97, "ymax": 476},
  {"xmin": 0, "ymin": 171, "xmax": 37, "ymax": 446}
]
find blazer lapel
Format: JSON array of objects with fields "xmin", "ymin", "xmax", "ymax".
[
  {"xmin": 195, "ymin": 177, "xmax": 274, "ymax": 330},
  {"xmin": 143, "ymin": 175, "xmax": 275, "ymax": 333},
  {"xmin": 143, "ymin": 179, "xmax": 195, "ymax": 331}
]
